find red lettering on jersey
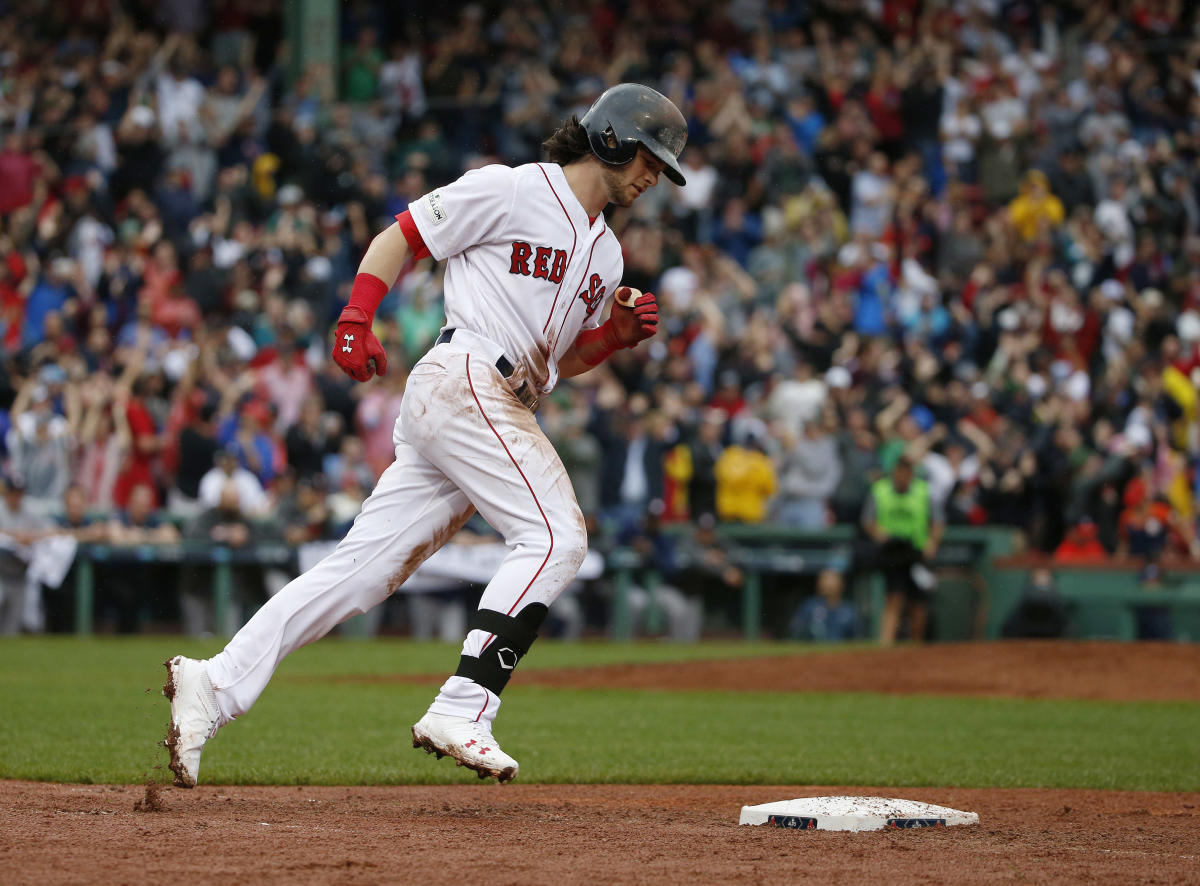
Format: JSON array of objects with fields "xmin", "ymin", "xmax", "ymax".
[
  {"xmin": 577, "ymin": 273, "xmax": 606, "ymax": 316},
  {"xmin": 549, "ymin": 250, "xmax": 567, "ymax": 284},
  {"xmin": 511, "ymin": 242, "xmax": 569, "ymax": 283},
  {"xmin": 510, "ymin": 242, "xmax": 533, "ymax": 276}
]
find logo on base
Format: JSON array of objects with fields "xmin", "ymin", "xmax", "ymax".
[
  {"xmin": 767, "ymin": 815, "xmax": 818, "ymax": 830},
  {"xmin": 887, "ymin": 818, "xmax": 947, "ymax": 828}
]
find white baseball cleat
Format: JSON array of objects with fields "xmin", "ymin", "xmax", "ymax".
[
  {"xmin": 162, "ymin": 656, "xmax": 221, "ymax": 788},
  {"xmin": 412, "ymin": 712, "xmax": 519, "ymax": 783}
]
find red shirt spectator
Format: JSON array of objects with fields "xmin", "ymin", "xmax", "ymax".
[
  {"xmin": 864, "ymin": 74, "xmax": 905, "ymax": 143},
  {"xmin": 148, "ymin": 282, "xmax": 201, "ymax": 338},
  {"xmin": 112, "ymin": 390, "xmax": 161, "ymax": 509},
  {"xmin": 1054, "ymin": 520, "xmax": 1107, "ymax": 563},
  {"xmin": 254, "ymin": 338, "xmax": 314, "ymax": 432},
  {"xmin": 0, "ymin": 134, "xmax": 38, "ymax": 214},
  {"xmin": 0, "ymin": 255, "xmax": 26, "ymax": 352}
]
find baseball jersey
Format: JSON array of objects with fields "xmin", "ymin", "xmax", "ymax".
[{"xmin": 407, "ymin": 162, "xmax": 624, "ymax": 394}]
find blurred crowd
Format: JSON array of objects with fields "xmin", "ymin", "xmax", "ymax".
[{"xmin": 3, "ymin": 0, "xmax": 1200, "ymax": 588}]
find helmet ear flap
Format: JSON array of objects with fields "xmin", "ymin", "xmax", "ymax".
[{"xmin": 587, "ymin": 122, "xmax": 639, "ymax": 167}]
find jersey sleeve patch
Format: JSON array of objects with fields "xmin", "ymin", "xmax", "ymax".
[
  {"xmin": 425, "ymin": 191, "xmax": 447, "ymax": 225},
  {"xmin": 409, "ymin": 164, "xmax": 518, "ymax": 262}
]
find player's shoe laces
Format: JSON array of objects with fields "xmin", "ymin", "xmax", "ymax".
[
  {"xmin": 412, "ymin": 712, "xmax": 519, "ymax": 783},
  {"xmin": 162, "ymin": 656, "xmax": 221, "ymax": 788}
]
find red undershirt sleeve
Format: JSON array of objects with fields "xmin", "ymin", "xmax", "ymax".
[{"xmin": 395, "ymin": 210, "xmax": 431, "ymax": 260}]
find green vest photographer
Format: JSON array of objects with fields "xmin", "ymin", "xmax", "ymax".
[{"xmin": 861, "ymin": 455, "xmax": 945, "ymax": 645}]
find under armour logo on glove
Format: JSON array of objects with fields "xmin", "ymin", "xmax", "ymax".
[{"xmin": 332, "ymin": 306, "xmax": 388, "ymax": 382}]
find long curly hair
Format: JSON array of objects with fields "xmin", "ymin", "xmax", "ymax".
[{"xmin": 542, "ymin": 115, "xmax": 592, "ymax": 166}]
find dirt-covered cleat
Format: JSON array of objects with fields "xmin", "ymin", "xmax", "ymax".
[
  {"xmin": 411, "ymin": 712, "xmax": 519, "ymax": 783},
  {"xmin": 162, "ymin": 656, "xmax": 221, "ymax": 788}
]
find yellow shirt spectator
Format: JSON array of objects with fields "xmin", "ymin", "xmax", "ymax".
[
  {"xmin": 1008, "ymin": 170, "xmax": 1064, "ymax": 241},
  {"xmin": 663, "ymin": 443, "xmax": 693, "ymax": 521},
  {"xmin": 715, "ymin": 444, "xmax": 777, "ymax": 523}
]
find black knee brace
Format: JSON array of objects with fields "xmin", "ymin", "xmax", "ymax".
[{"xmin": 454, "ymin": 603, "xmax": 548, "ymax": 695}]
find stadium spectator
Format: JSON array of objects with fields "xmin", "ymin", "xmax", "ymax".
[
  {"xmin": 0, "ymin": 477, "xmax": 49, "ymax": 634},
  {"xmin": 97, "ymin": 481, "xmax": 179, "ymax": 632},
  {"xmin": 1001, "ymin": 566, "xmax": 1068, "ymax": 640},
  {"xmin": 772, "ymin": 411, "xmax": 841, "ymax": 529},
  {"xmin": 5, "ymin": 0, "xmax": 1200, "ymax": 639},
  {"xmin": 169, "ymin": 399, "xmax": 220, "ymax": 518},
  {"xmin": 270, "ymin": 473, "xmax": 332, "ymax": 546},
  {"xmin": 789, "ymin": 568, "xmax": 857, "ymax": 642},
  {"xmin": 284, "ymin": 394, "xmax": 333, "ymax": 483},
  {"xmin": 198, "ymin": 445, "xmax": 268, "ymax": 516},
  {"xmin": 862, "ymin": 455, "xmax": 944, "ymax": 645},
  {"xmin": 619, "ymin": 502, "xmax": 703, "ymax": 642},
  {"xmin": 674, "ymin": 513, "xmax": 745, "ymax": 632},
  {"xmin": 1134, "ymin": 561, "xmax": 1173, "ymax": 641},
  {"xmin": 1008, "ymin": 170, "xmax": 1065, "ymax": 242},
  {"xmin": 1054, "ymin": 517, "xmax": 1109, "ymax": 564},
  {"xmin": 181, "ymin": 483, "xmax": 263, "ymax": 636},
  {"xmin": 831, "ymin": 407, "xmax": 881, "ymax": 524},
  {"xmin": 681, "ymin": 408, "xmax": 727, "ymax": 523},
  {"xmin": 714, "ymin": 429, "xmax": 777, "ymax": 524},
  {"xmin": 7, "ymin": 376, "xmax": 74, "ymax": 515}
]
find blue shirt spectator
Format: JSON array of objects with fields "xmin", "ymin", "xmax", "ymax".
[{"xmin": 790, "ymin": 570, "xmax": 857, "ymax": 642}]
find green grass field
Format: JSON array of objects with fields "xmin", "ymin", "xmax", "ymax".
[{"xmin": 1, "ymin": 637, "xmax": 1197, "ymax": 790}]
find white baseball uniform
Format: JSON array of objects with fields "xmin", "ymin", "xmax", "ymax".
[{"xmin": 204, "ymin": 161, "xmax": 623, "ymax": 727}]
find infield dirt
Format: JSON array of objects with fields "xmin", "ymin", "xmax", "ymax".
[
  {"xmin": 4, "ymin": 641, "xmax": 1199, "ymax": 885},
  {"xmin": 4, "ymin": 781, "xmax": 1198, "ymax": 885}
]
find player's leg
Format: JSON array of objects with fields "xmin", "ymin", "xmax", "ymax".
[
  {"xmin": 406, "ymin": 353, "xmax": 588, "ymax": 780},
  {"xmin": 164, "ymin": 425, "xmax": 471, "ymax": 787},
  {"xmin": 203, "ymin": 452, "xmax": 472, "ymax": 719}
]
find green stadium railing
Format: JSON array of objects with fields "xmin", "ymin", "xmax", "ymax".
[
  {"xmin": 988, "ymin": 555, "xmax": 1200, "ymax": 641},
  {"xmin": 606, "ymin": 526, "xmax": 1016, "ymax": 642},
  {"xmin": 67, "ymin": 529, "xmax": 1200, "ymax": 642},
  {"xmin": 71, "ymin": 541, "xmax": 296, "ymax": 636}
]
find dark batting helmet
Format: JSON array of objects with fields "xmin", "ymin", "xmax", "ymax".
[{"xmin": 580, "ymin": 83, "xmax": 689, "ymax": 186}]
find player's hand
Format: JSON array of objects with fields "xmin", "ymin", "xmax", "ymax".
[
  {"xmin": 610, "ymin": 287, "xmax": 658, "ymax": 347},
  {"xmin": 332, "ymin": 306, "xmax": 388, "ymax": 382}
]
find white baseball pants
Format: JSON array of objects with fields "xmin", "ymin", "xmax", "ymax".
[{"xmin": 204, "ymin": 340, "xmax": 587, "ymax": 727}]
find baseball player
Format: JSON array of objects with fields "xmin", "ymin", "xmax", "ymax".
[{"xmin": 163, "ymin": 83, "xmax": 688, "ymax": 787}]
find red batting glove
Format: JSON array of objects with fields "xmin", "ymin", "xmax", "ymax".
[
  {"xmin": 575, "ymin": 289, "xmax": 660, "ymax": 367},
  {"xmin": 332, "ymin": 306, "xmax": 388, "ymax": 382},
  {"xmin": 610, "ymin": 288, "xmax": 659, "ymax": 347}
]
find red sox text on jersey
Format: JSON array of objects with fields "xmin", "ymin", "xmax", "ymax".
[
  {"xmin": 576, "ymin": 274, "xmax": 606, "ymax": 316},
  {"xmin": 509, "ymin": 242, "xmax": 605, "ymax": 318},
  {"xmin": 508, "ymin": 242, "xmax": 568, "ymax": 283}
]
